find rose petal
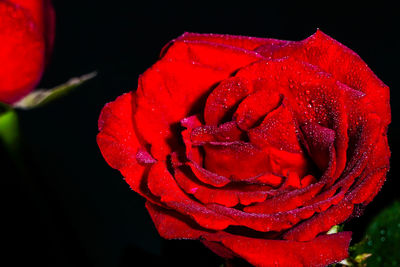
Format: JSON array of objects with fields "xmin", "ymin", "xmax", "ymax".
[
  {"xmin": 242, "ymin": 172, "xmax": 284, "ymax": 187},
  {"xmin": 176, "ymin": 32, "xmax": 286, "ymax": 51},
  {"xmin": 204, "ymin": 77, "xmax": 251, "ymax": 125},
  {"xmin": 147, "ymin": 162, "xmax": 237, "ymax": 230},
  {"xmin": 191, "ymin": 121, "xmax": 244, "ymax": 144},
  {"xmin": 0, "ymin": 1, "xmax": 45, "ymax": 103},
  {"xmin": 244, "ymin": 182, "xmax": 324, "ymax": 214},
  {"xmin": 162, "ymin": 39, "xmax": 263, "ymax": 73},
  {"xmin": 98, "ymin": 93, "xmax": 141, "ymax": 168},
  {"xmin": 174, "ymin": 166, "xmax": 274, "ymax": 207},
  {"xmin": 135, "ymin": 39, "xmax": 262, "ymax": 159},
  {"xmin": 248, "ymin": 101, "xmax": 302, "ymax": 153},
  {"xmin": 234, "ymin": 58, "xmax": 349, "ymax": 178},
  {"xmin": 207, "ymin": 203, "xmax": 306, "ymax": 232},
  {"xmin": 234, "ymin": 84, "xmax": 282, "ymax": 130},
  {"xmin": 97, "ymin": 92, "xmax": 153, "ymax": 197},
  {"xmin": 10, "ymin": 0, "xmax": 55, "ymax": 59},
  {"xmin": 348, "ymin": 133, "xmax": 390, "ymax": 204},
  {"xmin": 257, "ymin": 29, "xmax": 390, "ymax": 126},
  {"xmin": 200, "ymin": 240, "xmax": 236, "ymax": 259},
  {"xmin": 203, "ymin": 231, "xmax": 352, "ymax": 267},
  {"xmin": 300, "ymin": 122, "xmax": 335, "ymax": 171},
  {"xmin": 188, "ymin": 161, "xmax": 232, "ymax": 187},
  {"xmin": 145, "ymin": 201, "xmax": 209, "ymax": 239},
  {"xmin": 350, "ymin": 167, "xmax": 388, "ymax": 204},
  {"xmin": 203, "ymin": 141, "xmax": 272, "ymax": 180},
  {"xmin": 181, "ymin": 115, "xmax": 204, "ymax": 164},
  {"xmin": 134, "ymin": 62, "xmax": 225, "ymax": 159},
  {"xmin": 283, "ymin": 200, "xmax": 354, "ymax": 241},
  {"xmin": 207, "ymin": 187, "xmax": 349, "ymax": 234},
  {"xmin": 146, "ymin": 200, "xmax": 351, "ymax": 267}
]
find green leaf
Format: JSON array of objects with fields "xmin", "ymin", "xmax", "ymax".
[
  {"xmin": 0, "ymin": 109, "xmax": 20, "ymax": 159},
  {"xmin": 13, "ymin": 71, "xmax": 97, "ymax": 109},
  {"xmin": 351, "ymin": 201, "xmax": 400, "ymax": 266}
]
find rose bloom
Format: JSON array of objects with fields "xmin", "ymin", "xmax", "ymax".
[
  {"xmin": 97, "ymin": 30, "xmax": 390, "ymax": 266},
  {"xmin": 0, "ymin": 0, "xmax": 55, "ymax": 104}
]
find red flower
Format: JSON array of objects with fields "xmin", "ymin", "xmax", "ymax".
[
  {"xmin": 97, "ymin": 31, "xmax": 390, "ymax": 266},
  {"xmin": 0, "ymin": 0, "xmax": 55, "ymax": 104}
]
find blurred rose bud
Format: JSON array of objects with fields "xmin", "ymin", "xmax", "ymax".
[{"xmin": 0, "ymin": 0, "xmax": 55, "ymax": 104}]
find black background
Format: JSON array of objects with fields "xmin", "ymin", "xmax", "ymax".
[{"xmin": 2, "ymin": 1, "xmax": 399, "ymax": 266}]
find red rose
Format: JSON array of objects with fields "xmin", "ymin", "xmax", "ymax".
[
  {"xmin": 0, "ymin": 0, "xmax": 55, "ymax": 104},
  {"xmin": 97, "ymin": 30, "xmax": 390, "ymax": 266}
]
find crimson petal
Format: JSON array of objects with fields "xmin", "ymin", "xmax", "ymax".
[
  {"xmin": 176, "ymin": 32, "xmax": 286, "ymax": 51},
  {"xmin": 203, "ymin": 231, "xmax": 351, "ymax": 267},
  {"xmin": 97, "ymin": 92, "xmax": 152, "ymax": 196},
  {"xmin": 174, "ymin": 167, "xmax": 274, "ymax": 207},
  {"xmin": 0, "ymin": 1, "xmax": 45, "ymax": 103},
  {"xmin": 146, "ymin": 200, "xmax": 351, "ymax": 267},
  {"xmin": 147, "ymin": 162, "xmax": 237, "ymax": 230},
  {"xmin": 257, "ymin": 30, "xmax": 390, "ymax": 126}
]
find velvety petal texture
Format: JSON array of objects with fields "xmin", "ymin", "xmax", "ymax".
[
  {"xmin": 0, "ymin": 0, "xmax": 55, "ymax": 104},
  {"xmin": 98, "ymin": 31, "xmax": 390, "ymax": 267}
]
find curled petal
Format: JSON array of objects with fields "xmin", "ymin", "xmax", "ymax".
[
  {"xmin": 147, "ymin": 162, "xmax": 237, "ymax": 230},
  {"xmin": 176, "ymin": 32, "xmax": 286, "ymax": 51},
  {"xmin": 204, "ymin": 77, "xmax": 251, "ymax": 125},
  {"xmin": 146, "ymin": 201, "xmax": 351, "ymax": 267},
  {"xmin": 135, "ymin": 39, "xmax": 262, "ymax": 159},
  {"xmin": 97, "ymin": 92, "xmax": 152, "ymax": 196},
  {"xmin": 203, "ymin": 231, "xmax": 351, "ymax": 267},
  {"xmin": 174, "ymin": 167, "xmax": 275, "ymax": 207},
  {"xmin": 257, "ymin": 30, "xmax": 390, "ymax": 126}
]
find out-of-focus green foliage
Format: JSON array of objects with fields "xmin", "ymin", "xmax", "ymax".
[
  {"xmin": 351, "ymin": 201, "xmax": 400, "ymax": 266},
  {"xmin": 0, "ymin": 109, "xmax": 19, "ymax": 158}
]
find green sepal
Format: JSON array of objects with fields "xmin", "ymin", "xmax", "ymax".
[{"xmin": 13, "ymin": 71, "xmax": 97, "ymax": 110}]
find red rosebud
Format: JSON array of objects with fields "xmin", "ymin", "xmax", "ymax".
[
  {"xmin": 97, "ymin": 31, "xmax": 390, "ymax": 266},
  {"xmin": 0, "ymin": 0, "xmax": 55, "ymax": 104}
]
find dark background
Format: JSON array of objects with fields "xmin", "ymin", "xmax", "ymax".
[{"xmin": 2, "ymin": 1, "xmax": 399, "ymax": 266}]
